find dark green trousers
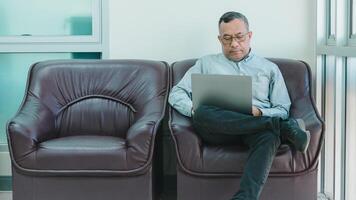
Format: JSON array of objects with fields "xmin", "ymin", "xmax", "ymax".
[{"xmin": 193, "ymin": 105, "xmax": 282, "ymax": 200}]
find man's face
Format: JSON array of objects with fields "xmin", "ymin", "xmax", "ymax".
[{"xmin": 218, "ymin": 19, "xmax": 252, "ymax": 61}]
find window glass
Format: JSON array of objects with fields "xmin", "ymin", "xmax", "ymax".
[
  {"xmin": 353, "ymin": 0, "xmax": 356, "ymax": 35},
  {"xmin": 0, "ymin": 52, "xmax": 100, "ymax": 144},
  {"xmin": 346, "ymin": 58, "xmax": 356, "ymax": 200},
  {"xmin": 0, "ymin": 0, "xmax": 93, "ymax": 36},
  {"xmin": 329, "ymin": 0, "xmax": 336, "ymax": 37},
  {"xmin": 330, "ymin": 0, "xmax": 336, "ymax": 36},
  {"xmin": 323, "ymin": 56, "xmax": 336, "ymax": 199}
]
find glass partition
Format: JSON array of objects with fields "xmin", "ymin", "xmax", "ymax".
[
  {"xmin": 323, "ymin": 55, "xmax": 336, "ymax": 199},
  {"xmin": 0, "ymin": 52, "xmax": 100, "ymax": 144},
  {"xmin": 353, "ymin": 0, "xmax": 356, "ymax": 36},
  {"xmin": 0, "ymin": 0, "xmax": 93, "ymax": 36},
  {"xmin": 329, "ymin": 0, "xmax": 336, "ymax": 37}
]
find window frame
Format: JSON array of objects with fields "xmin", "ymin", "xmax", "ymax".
[
  {"xmin": 0, "ymin": 0, "xmax": 109, "ymax": 149},
  {"xmin": 317, "ymin": 0, "xmax": 355, "ymax": 199},
  {"xmin": 348, "ymin": 0, "xmax": 356, "ymax": 45},
  {"xmin": 0, "ymin": 0, "xmax": 102, "ymax": 45}
]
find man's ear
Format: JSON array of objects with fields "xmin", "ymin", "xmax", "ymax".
[
  {"xmin": 248, "ymin": 31, "xmax": 253, "ymax": 40},
  {"xmin": 217, "ymin": 35, "xmax": 222, "ymax": 44}
]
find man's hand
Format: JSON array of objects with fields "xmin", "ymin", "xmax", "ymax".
[{"xmin": 252, "ymin": 106, "xmax": 262, "ymax": 117}]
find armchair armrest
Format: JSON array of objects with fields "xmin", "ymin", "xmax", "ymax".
[
  {"xmin": 273, "ymin": 58, "xmax": 324, "ymax": 172},
  {"xmin": 7, "ymin": 96, "xmax": 56, "ymax": 164},
  {"xmin": 125, "ymin": 107, "xmax": 165, "ymax": 170},
  {"xmin": 169, "ymin": 108, "xmax": 203, "ymax": 172},
  {"xmin": 289, "ymin": 96, "xmax": 324, "ymax": 172}
]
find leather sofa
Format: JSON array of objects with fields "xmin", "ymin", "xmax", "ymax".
[
  {"xmin": 7, "ymin": 60, "xmax": 169, "ymax": 200},
  {"xmin": 169, "ymin": 58, "xmax": 324, "ymax": 200},
  {"xmin": 7, "ymin": 58, "xmax": 323, "ymax": 200}
]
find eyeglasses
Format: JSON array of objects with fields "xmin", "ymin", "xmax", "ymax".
[{"xmin": 220, "ymin": 32, "xmax": 250, "ymax": 45}]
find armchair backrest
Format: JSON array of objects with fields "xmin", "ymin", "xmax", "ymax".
[
  {"xmin": 170, "ymin": 58, "xmax": 324, "ymax": 171},
  {"xmin": 26, "ymin": 60, "xmax": 168, "ymax": 138},
  {"xmin": 171, "ymin": 58, "xmax": 313, "ymax": 117},
  {"xmin": 268, "ymin": 58, "xmax": 312, "ymax": 118}
]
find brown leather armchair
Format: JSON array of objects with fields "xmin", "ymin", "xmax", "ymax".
[
  {"xmin": 7, "ymin": 60, "xmax": 169, "ymax": 200},
  {"xmin": 169, "ymin": 58, "xmax": 324, "ymax": 200}
]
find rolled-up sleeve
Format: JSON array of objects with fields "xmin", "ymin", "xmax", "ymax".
[{"xmin": 260, "ymin": 66, "xmax": 291, "ymax": 120}]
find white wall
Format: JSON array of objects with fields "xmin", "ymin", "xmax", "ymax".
[
  {"xmin": 0, "ymin": 0, "xmax": 316, "ymax": 178},
  {"xmin": 109, "ymin": 0, "xmax": 316, "ymax": 69}
]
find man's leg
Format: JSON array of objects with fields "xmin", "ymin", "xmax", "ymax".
[
  {"xmin": 193, "ymin": 105, "xmax": 281, "ymax": 137},
  {"xmin": 192, "ymin": 105, "xmax": 308, "ymax": 199},
  {"xmin": 231, "ymin": 130, "xmax": 281, "ymax": 200},
  {"xmin": 193, "ymin": 105, "xmax": 310, "ymax": 151}
]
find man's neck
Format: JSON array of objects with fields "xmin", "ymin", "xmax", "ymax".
[{"xmin": 227, "ymin": 48, "xmax": 252, "ymax": 63}]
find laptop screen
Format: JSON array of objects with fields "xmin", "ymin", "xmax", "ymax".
[{"xmin": 191, "ymin": 74, "xmax": 252, "ymax": 115}]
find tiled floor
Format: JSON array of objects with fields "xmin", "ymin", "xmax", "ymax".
[{"xmin": 0, "ymin": 192, "xmax": 12, "ymax": 200}]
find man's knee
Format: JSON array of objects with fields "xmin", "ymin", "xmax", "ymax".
[
  {"xmin": 193, "ymin": 105, "xmax": 213, "ymax": 124},
  {"xmin": 193, "ymin": 105, "xmax": 203, "ymax": 122}
]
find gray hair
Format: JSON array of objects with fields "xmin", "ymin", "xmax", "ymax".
[{"xmin": 218, "ymin": 11, "xmax": 249, "ymax": 31}]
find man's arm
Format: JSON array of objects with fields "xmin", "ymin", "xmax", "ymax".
[
  {"xmin": 168, "ymin": 60, "xmax": 203, "ymax": 117},
  {"xmin": 259, "ymin": 67, "xmax": 291, "ymax": 120},
  {"xmin": 169, "ymin": 86, "xmax": 193, "ymax": 117}
]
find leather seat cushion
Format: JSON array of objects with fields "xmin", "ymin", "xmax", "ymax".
[{"xmin": 16, "ymin": 135, "xmax": 143, "ymax": 171}]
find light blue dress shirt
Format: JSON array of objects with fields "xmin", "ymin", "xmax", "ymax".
[{"xmin": 168, "ymin": 51, "xmax": 291, "ymax": 119}]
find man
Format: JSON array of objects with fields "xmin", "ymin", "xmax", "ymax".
[{"xmin": 168, "ymin": 11, "xmax": 310, "ymax": 200}]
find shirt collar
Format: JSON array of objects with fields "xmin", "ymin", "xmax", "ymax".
[{"xmin": 237, "ymin": 48, "xmax": 254, "ymax": 63}]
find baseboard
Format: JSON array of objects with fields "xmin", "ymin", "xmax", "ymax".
[
  {"xmin": 0, "ymin": 149, "xmax": 12, "ymax": 191},
  {"xmin": 0, "ymin": 176, "xmax": 12, "ymax": 191},
  {"xmin": 0, "ymin": 151, "xmax": 11, "ymax": 176}
]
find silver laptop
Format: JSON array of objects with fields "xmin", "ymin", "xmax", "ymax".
[{"xmin": 191, "ymin": 74, "xmax": 252, "ymax": 115}]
